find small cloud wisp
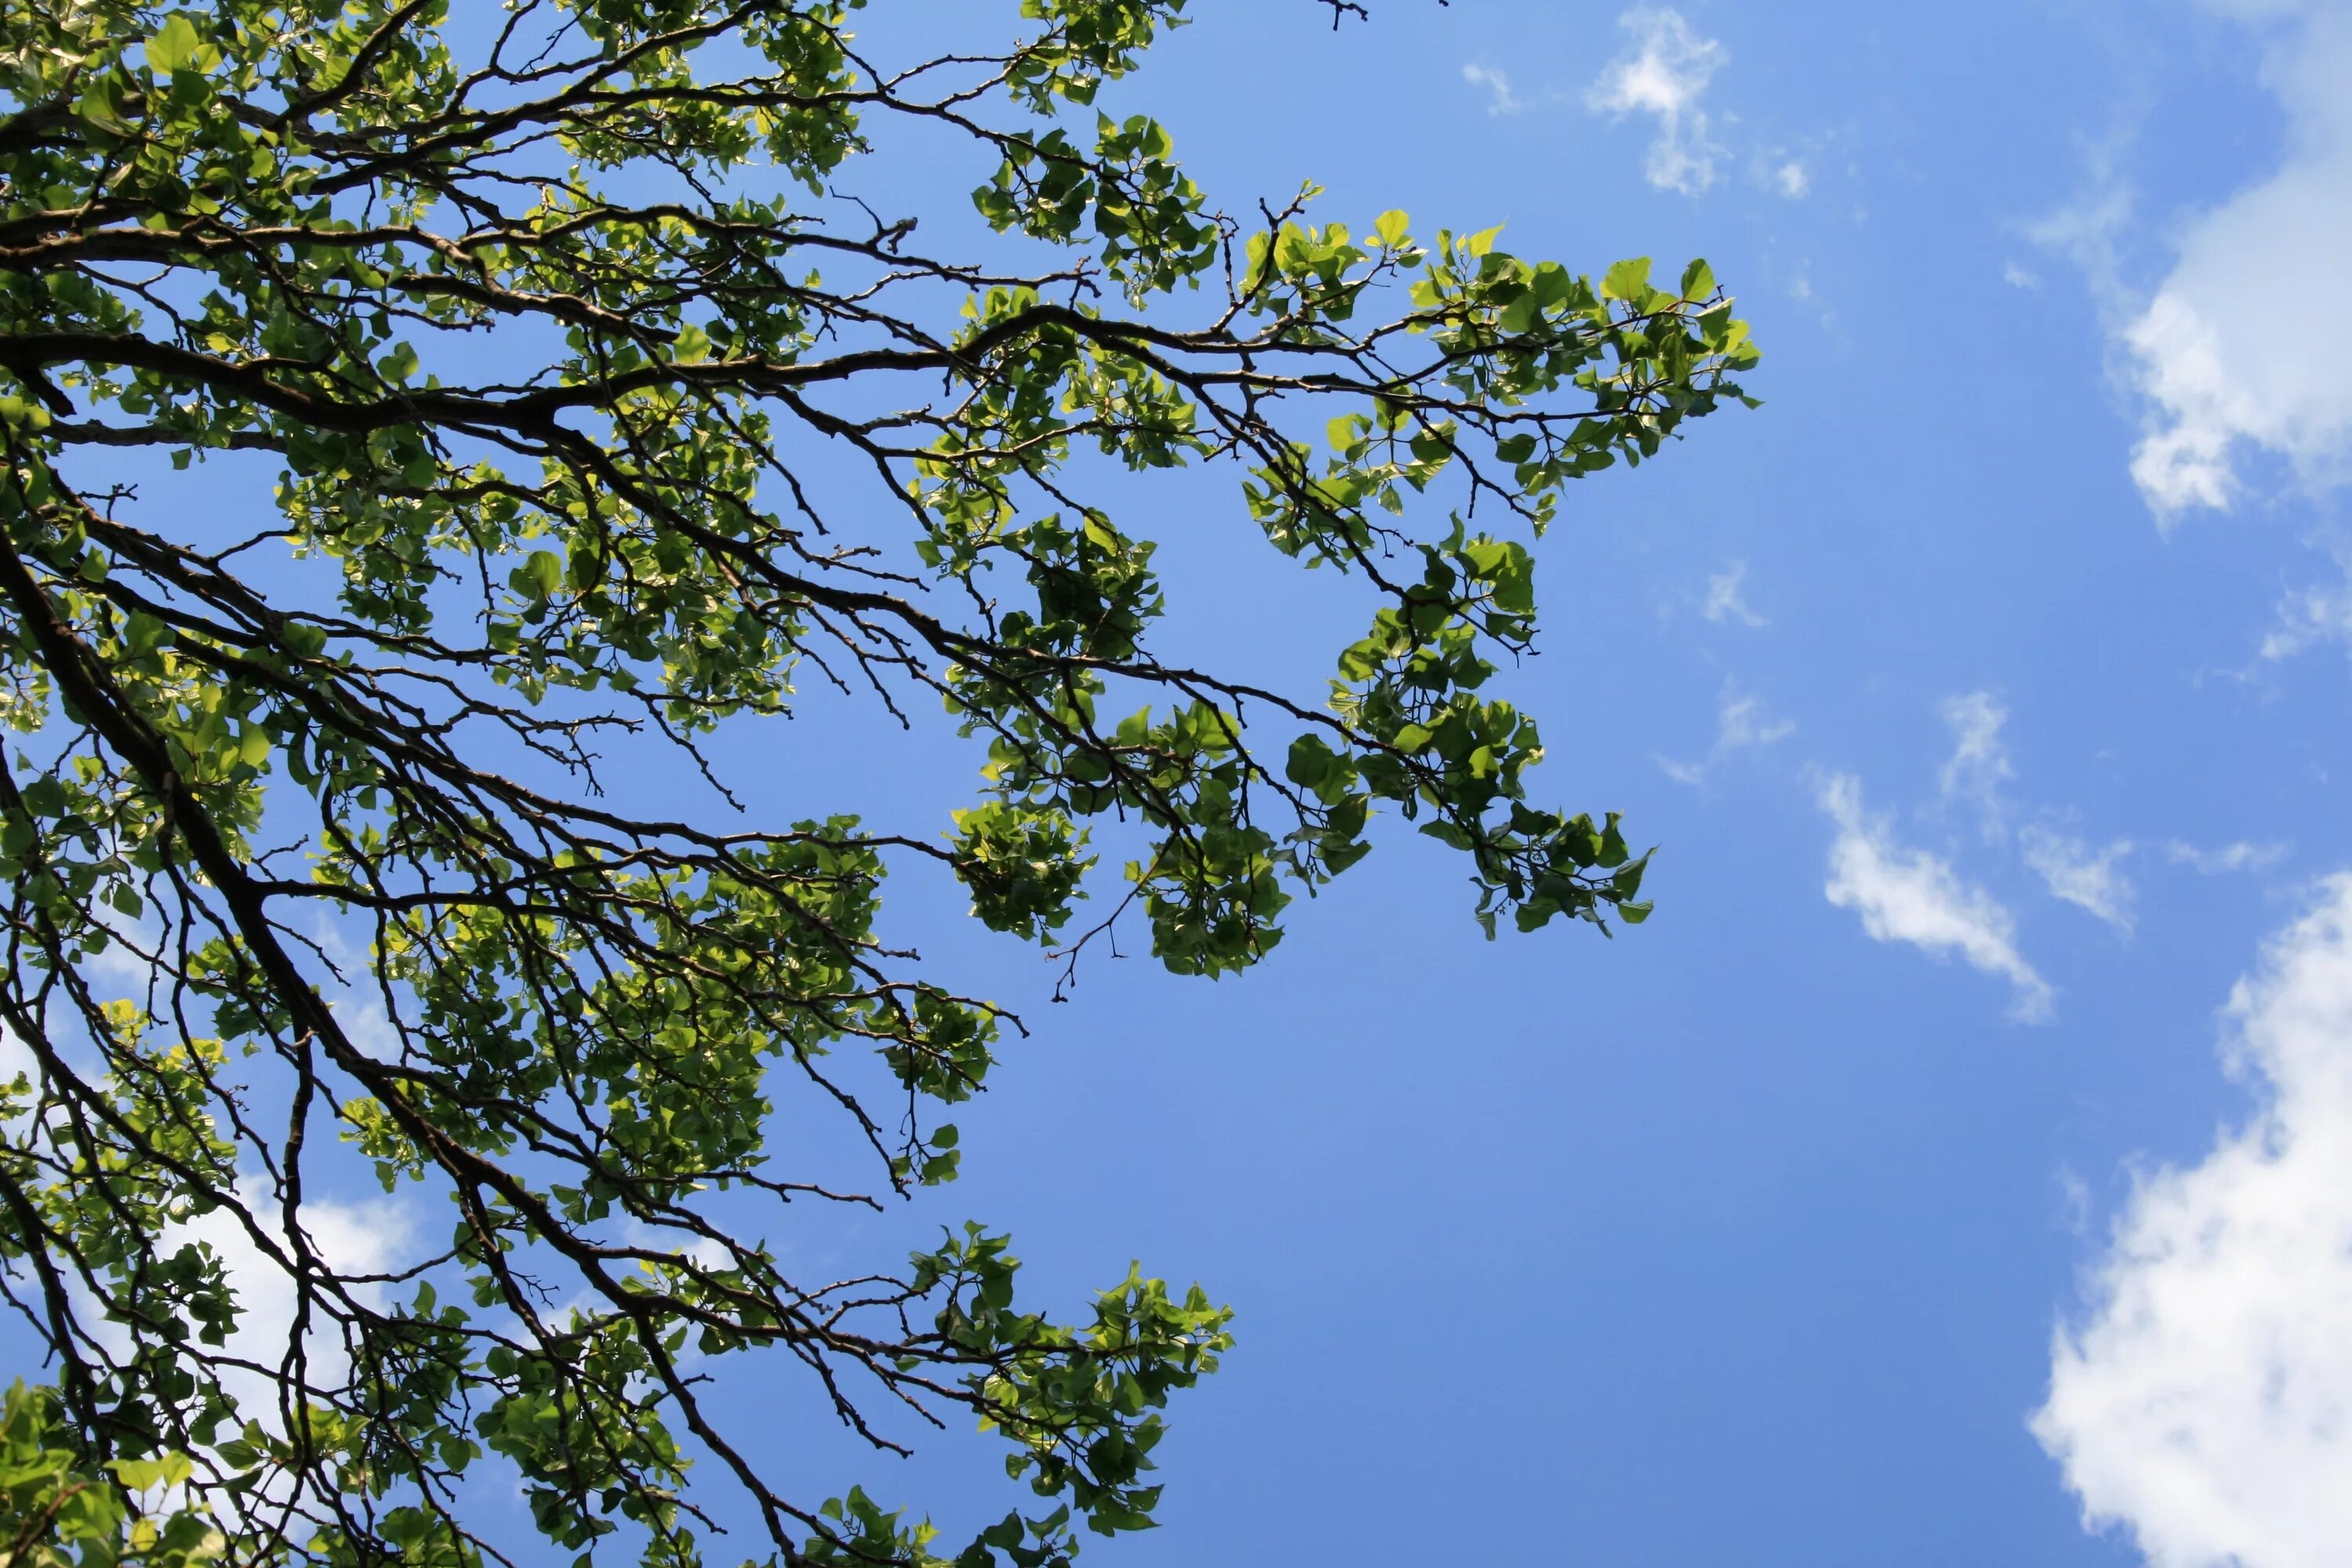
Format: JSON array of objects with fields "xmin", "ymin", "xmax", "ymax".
[
  {"xmin": 1819, "ymin": 773, "xmax": 2054, "ymax": 1021},
  {"xmin": 1462, "ymin": 62, "xmax": 1523, "ymax": 117},
  {"xmin": 1939, "ymin": 690, "xmax": 2016, "ymax": 822},
  {"xmin": 1661, "ymin": 684, "xmax": 1795, "ymax": 785},
  {"xmin": 1584, "ymin": 7, "xmax": 1728, "ymax": 196},
  {"xmin": 1703, "ymin": 561, "xmax": 1767, "ymax": 627},
  {"xmin": 2022, "ymin": 827, "xmax": 2138, "ymax": 934}
]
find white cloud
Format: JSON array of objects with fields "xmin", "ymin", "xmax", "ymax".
[
  {"xmin": 1703, "ymin": 561, "xmax": 1766, "ymax": 627},
  {"xmin": 1818, "ymin": 773, "xmax": 2054, "ymax": 1021},
  {"xmin": 1719, "ymin": 691, "xmax": 1795, "ymax": 753},
  {"xmin": 1939, "ymin": 691, "xmax": 2015, "ymax": 819},
  {"xmin": 2027, "ymin": 111, "xmax": 2140, "ymax": 299},
  {"xmin": 6, "ymin": 911, "xmax": 423, "ymax": 1434},
  {"xmin": 2023, "ymin": 827, "xmax": 2138, "ymax": 933},
  {"xmin": 185, "ymin": 1184, "xmax": 411, "ymax": 1366},
  {"xmin": 2168, "ymin": 839, "xmax": 2291, "ymax": 875},
  {"xmin": 1774, "ymin": 159, "xmax": 1809, "ymax": 198},
  {"xmin": 67, "ymin": 1175, "xmax": 416, "ymax": 1437},
  {"xmin": 2056, "ymin": 1164, "xmax": 2095, "ymax": 1238},
  {"xmin": 1584, "ymin": 8, "xmax": 1728, "ymax": 195},
  {"xmin": 2036, "ymin": 873, "xmax": 2352, "ymax": 1568},
  {"xmin": 2003, "ymin": 262, "xmax": 2042, "ymax": 291},
  {"xmin": 1462, "ymin": 63, "xmax": 1523, "ymax": 117},
  {"xmin": 2259, "ymin": 557, "xmax": 2352, "ymax": 661},
  {"xmin": 1660, "ymin": 684, "xmax": 1794, "ymax": 784},
  {"xmin": 2118, "ymin": 2, "xmax": 2352, "ymax": 515}
]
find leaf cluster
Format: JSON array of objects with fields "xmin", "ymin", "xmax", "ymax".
[{"xmin": 0, "ymin": 2, "xmax": 1752, "ymax": 1565}]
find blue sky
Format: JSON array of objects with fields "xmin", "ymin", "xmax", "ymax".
[
  {"xmin": 589, "ymin": 2, "xmax": 2351, "ymax": 1561},
  {"xmin": 835, "ymin": 3, "xmax": 2351, "ymax": 1563},
  {"xmin": 17, "ymin": 3, "xmax": 2352, "ymax": 1565}
]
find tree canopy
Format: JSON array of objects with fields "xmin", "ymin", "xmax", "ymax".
[{"xmin": 0, "ymin": 2, "xmax": 1755, "ymax": 1564}]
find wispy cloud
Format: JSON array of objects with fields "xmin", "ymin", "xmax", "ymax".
[
  {"xmin": 2259, "ymin": 554, "xmax": 2352, "ymax": 662},
  {"xmin": 1818, "ymin": 773, "xmax": 2053, "ymax": 1021},
  {"xmin": 2167, "ymin": 839, "xmax": 2290, "ymax": 876},
  {"xmin": 2055, "ymin": 1165, "xmax": 2094, "ymax": 1239},
  {"xmin": 1703, "ymin": 561, "xmax": 1766, "ymax": 627},
  {"xmin": 1773, "ymin": 159, "xmax": 1809, "ymax": 198},
  {"xmin": 1461, "ymin": 62, "xmax": 1523, "ymax": 117},
  {"xmin": 1661, "ymin": 684, "xmax": 1794, "ymax": 785},
  {"xmin": 2022, "ymin": 827, "xmax": 2137, "ymax": 933},
  {"xmin": 2029, "ymin": 164, "xmax": 2136, "ymax": 313},
  {"xmin": 2038, "ymin": 874, "xmax": 2352, "ymax": 1566},
  {"xmin": 1939, "ymin": 691, "xmax": 2015, "ymax": 822},
  {"xmin": 1718, "ymin": 691, "xmax": 1795, "ymax": 753},
  {"xmin": 1584, "ymin": 7, "xmax": 1728, "ymax": 196}
]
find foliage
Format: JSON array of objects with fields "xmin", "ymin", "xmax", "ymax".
[
  {"xmin": 0, "ymin": 1382, "xmax": 223, "ymax": 1568},
  {"xmin": 0, "ymin": 1, "xmax": 1755, "ymax": 1564}
]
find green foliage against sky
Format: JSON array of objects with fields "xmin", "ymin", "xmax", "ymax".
[{"xmin": 0, "ymin": 2, "xmax": 1754, "ymax": 1564}]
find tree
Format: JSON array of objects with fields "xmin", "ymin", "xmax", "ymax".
[{"xmin": 0, "ymin": 2, "xmax": 1757, "ymax": 1563}]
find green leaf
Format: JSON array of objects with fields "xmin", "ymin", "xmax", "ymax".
[
  {"xmin": 143, "ymin": 14, "xmax": 212, "ymax": 76},
  {"xmin": 20, "ymin": 777, "xmax": 66, "ymax": 818},
  {"xmin": 106, "ymin": 1452, "xmax": 192, "ymax": 1490},
  {"xmin": 519, "ymin": 550, "xmax": 564, "ymax": 602},
  {"xmin": 73, "ymin": 73, "xmax": 138, "ymax": 137},
  {"xmin": 122, "ymin": 611, "xmax": 171, "ymax": 656},
  {"xmin": 1497, "ymin": 290, "xmax": 1542, "ymax": 336},
  {"xmin": 1602, "ymin": 256, "xmax": 1653, "ymax": 303}
]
